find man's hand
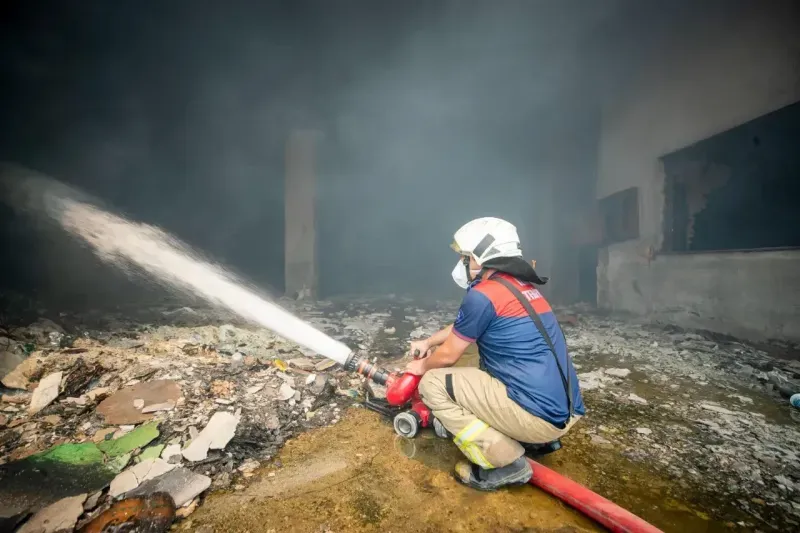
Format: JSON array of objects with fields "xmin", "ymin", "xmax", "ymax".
[
  {"xmin": 408, "ymin": 339, "xmax": 432, "ymax": 359},
  {"xmin": 404, "ymin": 358, "xmax": 428, "ymax": 376}
]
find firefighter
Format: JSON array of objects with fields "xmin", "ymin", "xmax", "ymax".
[{"xmin": 405, "ymin": 217, "xmax": 585, "ymax": 491}]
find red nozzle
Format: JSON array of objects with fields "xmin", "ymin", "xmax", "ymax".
[{"xmin": 385, "ymin": 372, "xmax": 422, "ymax": 406}]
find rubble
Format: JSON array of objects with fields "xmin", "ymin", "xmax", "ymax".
[
  {"xmin": 78, "ymin": 493, "xmax": 176, "ymax": 532},
  {"xmin": 96, "ymin": 380, "xmax": 181, "ymax": 425},
  {"xmin": 127, "ymin": 467, "xmax": 211, "ymax": 507},
  {"xmin": 109, "ymin": 458, "xmax": 176, "ymax": 497},
  {"xmin": 17, "ymin": 493, "xmax": 86, "ymax": 533},
  {"xmin": 181, "ymin": 411, "xmax": 239, "ymax": 462}
]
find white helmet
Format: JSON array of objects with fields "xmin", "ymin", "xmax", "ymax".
[{"xmin": 451, "ymin": 217, "xmax": 523, "ymax": 265}]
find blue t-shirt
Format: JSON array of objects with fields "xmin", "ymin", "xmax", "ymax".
[{"xmin": 452, "ymin": 273, "xmax": 585, "ymax": 427}]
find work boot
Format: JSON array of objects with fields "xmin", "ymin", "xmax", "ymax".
[
  {"xmin": 522, "ymin": 439, "xmax": 562, "ymax": 457},
  {"xmin": 453, "ymin": 456, "xmax": 532, "ymax": 491},
  {"xmin": 432, "ymin": 417, "xmax": 451, "ymax": 439}
]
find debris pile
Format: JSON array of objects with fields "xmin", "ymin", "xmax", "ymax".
[
  {"xmin": 561, "ymin": 308, "xmax": 800, "ymax": 531},
  {"xmin": 0, "ymin": 299, "xmax": 410, "ymax": 532}
]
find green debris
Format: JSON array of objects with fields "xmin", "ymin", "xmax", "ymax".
[
  {"xmin": 97, "ymin": 422, "xmax": 159, "ymax": 457},
  {"xmin": 33, "ymin": 442, "xmax": 104, "ymax": 466},
  {"xmin": 106, "ymin": 452, "xmax": 133, "ymax": 473},
  {"xmin": 138, "ymin": 444, "xmax": 165, "ymax": 462}
]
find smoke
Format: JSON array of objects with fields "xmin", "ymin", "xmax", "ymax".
[{"xmin": 0, "ymin": 1, "xmax": 629, "ymax": 307}]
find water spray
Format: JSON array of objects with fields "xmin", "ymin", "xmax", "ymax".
[{"xmin": 0, "ymin": 166, "xmax": 419, "ymax": 406}]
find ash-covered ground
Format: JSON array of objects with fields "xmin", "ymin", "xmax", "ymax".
[{"xmin": 1, "ymin": 297, "xmax": 798, "ymax": 532}]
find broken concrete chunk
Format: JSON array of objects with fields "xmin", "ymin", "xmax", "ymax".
[
  {"xmin": 288, "ymin": 357, "xmax": 315, "ymax": 371},
  {"xmin": 182, "ymin": 411, "xmax": 238, "ymax": 462},
  {"xmin": 127, "ymin": 466, "xmax": 211, "ymax": 507},
  {"xmin": 700, "ymin": 402, "xmax": 738, "ymax": 416},
  {"xmin": 141, "ymin": 400, "xmax": 176, "ymax": 413},
  {"xmin": 604, "ymin": 368, "xmax": 631, "ymax": 378},
  {"xmin": 109, "ymin": 458, "xmax": 177, "ymax": 497},
  {"xmin": 315, "ymin": 359, "xmax": 337, "ymax": 372},
  {"xmin": 1, "ymin": 356, "xmax": 41, "ymax": 390},
  {"xmin": 84, "ymin": 490, "xmax": 103, "ymax": 511},
  {"xmin": 17, "ymin": 493, "xmax": 87, "ymax": 533},
  {"xmin": 109, "ymin": 469, "xmax": 140, "ymax": 497},
  {"xmin": 278, "ymin": 382, "xmax": 296, "ymax": 401},
  {"xmin": 97, "ymin": 380, "xmax": 181, "ymax": 425},
  {"xmin": 246, "ymin": 384, "xmax": 264, "ymax": 395},
  {"xmin": 28, "ymin": 371, "xmax": 63, "ymax": 414},
  {"xmin": 161, "ymin": 443, "xmax": 182, "ymax": 462},
  {"xmin": 627, "ymin": 393, "xmax": 648, "ymax": 405}
]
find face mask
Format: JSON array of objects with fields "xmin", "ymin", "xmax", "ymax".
[{"xmin": 451, "ymin": 259, "xmax": 481, "ymax": 289}]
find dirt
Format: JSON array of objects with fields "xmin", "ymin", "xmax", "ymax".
[{"xmin": 187, "ymin": 409, "xmax": 599, "ymax": 533}]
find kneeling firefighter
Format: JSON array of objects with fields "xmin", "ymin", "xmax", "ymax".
[{"xmin": 404, "ymin": 217, "xmax": 585, "ymax": 491}]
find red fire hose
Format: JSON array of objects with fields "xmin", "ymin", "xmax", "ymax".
[{"xmin": 527, "ymin": 458, "xmax": 664, "ymax": 533}]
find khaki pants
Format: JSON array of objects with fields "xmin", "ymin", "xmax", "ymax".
[{"xmin": 418, "ymin": 353, "xmax": 580, "ymax": 468}]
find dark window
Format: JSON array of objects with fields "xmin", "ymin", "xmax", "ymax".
[
  {"xmin": 600, "ymin": 187, "xmax": 639, "ymax": 244},
  {"xmin": 661, "ymin": 101, "xmax": 800, "ymax": 253}
]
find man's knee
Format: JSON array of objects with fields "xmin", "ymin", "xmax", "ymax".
[{"xmin": 418, "ymin": 369, "xmax": 451, "ymax": 407}]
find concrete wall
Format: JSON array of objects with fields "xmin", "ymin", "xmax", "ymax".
[{"xmin": 596, "ymin": 2, "xmax": 800, "ymax": 341}]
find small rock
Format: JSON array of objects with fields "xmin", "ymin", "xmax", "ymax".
[
  {"xmin": 142, "ymin": 400, "xmax": 176, "ymax": 413},
  {"xmin": 384, "ymin": 327, "xmax": 396, "ymax": 335},
  {"xmin": 238, "ymin": 458, "xmax": 260, "ymax": 473},
  {"xmin": 635, "ymin": 427, "xmax": 652, "ymax": 436},
  {"xmin": 591, "ymin": 434, "xmax": 613, "ymax": 446},
  {"xmin": 0, "ymin": 413, "xmax": 7, "ymax": 427},
  {"xmin": 315, "ymin": 360, "xmax": 337, "ymax": 372},
  {"xmin": 246, "ymin": 384, "xmax": 264, "ymax": 395},
  {"xmin": 604, "ymin": 368, "xmax": 631, "ymax": 378},
  {"xmin": 2, "ymin": 392, "xmax": 31, "ymax": 404},
  {"xmin": 86, "ymin": 387, "xmax": 110, "ymax": 401},
  {"xmin": 133, "ymin": 398, "xmax": 145, "ymax": 409},
  {"xmin": 305, "ymin": 373, "xmax": 317, "ymax": 386},
  {"xmin": 17, "ymin": 493, "xmax": 87, "ymax": 533},
  {"xmin": 161, "ymin": 443, "xmax": 182, "ymax": 462},
  {"xmin": 700, "ymin": 403, "xmax": 737, "ymax": 416},
  {"xmin": 264, "ymin": 414, "xmax": 280, "ymax": 430},
  {"xmin": 41, "ymin": 414, "xmax": 62, "ymax": 426},
  {"xmin": 278, "ymin": 383, "xmax": 296, "ymax": 401},
  {"xmin": 627, "ymin": 393, "xmax": 648, "ymax": 405},
  {"xmin": 84, "ymin": 491, "xmax": 102, "ymax": 511},
  {"xmin": 288, "ymin": 358, "xmax": 315, "ymax": 371},
  {"xmin": 28, "ymin": 371, "xmax": 63, "ymax": 414},
  {"xmin": 93, "ymin": 427, "xmax": 117, "ymax": 443},
  {"xmin": 176, "ymin": 499, "xmax": 198, "ymax": 518}
]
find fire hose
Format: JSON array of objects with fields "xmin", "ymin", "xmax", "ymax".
[{"xmin": 343, "ymin": 352, "xmax": 664, "ymax": 533}]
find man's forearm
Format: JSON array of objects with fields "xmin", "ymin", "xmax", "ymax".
[
  {"xmin": 421, "ymin": 344, "xmax": 460, "ymax": 372},
  {"xmin": 427, "ymin": 324, "xmax": 453, "ymax": 347}
]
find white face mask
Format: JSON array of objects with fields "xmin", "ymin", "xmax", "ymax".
[{"xmin": 451, "ymin": 260, "xmax": 481, "ymax": 289}]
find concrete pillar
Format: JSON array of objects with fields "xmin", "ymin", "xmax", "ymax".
[{"xmin": 284, "ymin": 130, "xmax": 318, "ymax": 298}]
